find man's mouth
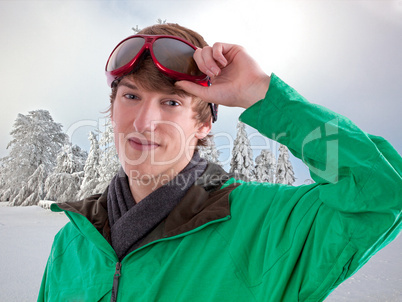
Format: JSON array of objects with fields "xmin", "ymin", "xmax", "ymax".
[{"xmin": 128, "ymin": 137, "xmax": 160, "ymax": 151}]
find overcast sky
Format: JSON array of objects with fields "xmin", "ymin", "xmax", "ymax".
[{"xmin": 0, "ymin": 0, "xmax": 401, "ymax": 185}]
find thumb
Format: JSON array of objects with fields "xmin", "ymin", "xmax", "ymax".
[{"xmin": 175, "ymin": 80, "xmax": 208, "ymax": 99}]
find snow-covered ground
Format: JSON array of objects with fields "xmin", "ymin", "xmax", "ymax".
[
  {"xmin": 0, "ymin": 202, "xmax": 401, "ymax": 301},
  {"xmin": 0, "ymin": 202, "xmax": 68, "ymax": 301}
]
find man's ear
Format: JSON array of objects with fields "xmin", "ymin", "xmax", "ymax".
[
  {"xmin": 195, "ymin": 119, "xmax": 212, "ymax": 140},
  {"xmin": 110, "ymin": 105, "xmax": 115, "ymax": 125}
]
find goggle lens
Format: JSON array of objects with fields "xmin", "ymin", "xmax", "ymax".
[
  {"xmin": 106, "ymin": 37, "xmax": 145, "ymax": 71},
  {"xmin": 153, "ymin": 38, "xmax": 204, "ymax": 76}
]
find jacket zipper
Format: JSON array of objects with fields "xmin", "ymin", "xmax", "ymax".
[
  {"xmin": 111, "ymin": 262, "xmax": 121, "ymax": 302},
  {"xmin": 109, "ymin": 215, "xmax": 231, "ymax": 300}
]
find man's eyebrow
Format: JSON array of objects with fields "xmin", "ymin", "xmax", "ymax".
[{"xmin": 118, "ymin": 80, "xmax": 138, "ymax": 90}]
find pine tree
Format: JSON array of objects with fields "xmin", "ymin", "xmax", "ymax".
[
  {"xmin": 16, "ymin": 164, "xmax": 48, "ymax": 206},
  {"xmin": 276, "ymin": 144, "xmax": 296, "ymax": 185},
  {"xmin": 198, "ymin": 136, "xmax": 221, "ymax": 166},
  {"xmin": 0, "ymin": 110, "xmax": 67, "ymax": 204},
  {"xmin": 54, "ymin": 144, "xmax": 87, "ymax": 174},
  {"xmin": 44, "ymin": 171, "xmax": 84, "ymax": 202},
  {"xmin": 132, "ymin": 18, "xmax": 166, "ymax": 33},
  {"xmin": 255, "ymin": 149, "xmax": 276, "ymax": 183},
  {"xmin": 10, "ymin": 182, "xmax": 29, "ymax": 207},
  {"xmin": 230, "ymin": 121, "xmax": 255, "ymax": 180},
  {"xmin": 44, "ymin": 144, "xmax": 86, "ymax": 202},
  {"xmin": 24, "ymin": 164, "xmax": 48, "ymax": 205},
  {"xmin": 0, "ymin": 162, "xmax": 6, "ymax": 194},
  {"xmin": 95, "ymin": 119, "xmax": 120, "ymax": 193},
  {"xmin": 10, "ymin": 165, "xmax": 49, "ymax": 206},
  {"xmin": 79, "ymin": 131, "xmax": 101, "ymax": 199}
]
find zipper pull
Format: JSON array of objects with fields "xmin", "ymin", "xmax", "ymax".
[{"xmin": 111, "ymin": 262, "xmax": 121, "ymax": 302}]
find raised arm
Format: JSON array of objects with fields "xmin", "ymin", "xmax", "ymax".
[{"xmin": 178, "ymin": 43, "xmax": 402, "ymax": 300}]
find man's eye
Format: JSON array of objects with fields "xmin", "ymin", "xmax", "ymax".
[
  {"xmin": 124, "ymin": 94, "xmax": 139, "ymax": 100},
  {"xmin": 164, "ymin": 100, "xmax": 180, "ymax": 106}
]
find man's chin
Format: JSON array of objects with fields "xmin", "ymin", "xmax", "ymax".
[{"xmin": 124, "ymin": 166, "xmax": 175, "ymax": 187}]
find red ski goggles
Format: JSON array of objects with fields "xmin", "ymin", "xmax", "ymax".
[{"xmin": 105, "ymin": 34, "xmax": 217, "ymax": 122}]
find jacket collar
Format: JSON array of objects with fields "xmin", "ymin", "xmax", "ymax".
[{"xmin": 55, "ymin": 163, "xmax": 240, "ymax": 245}]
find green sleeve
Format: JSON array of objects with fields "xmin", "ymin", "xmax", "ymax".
[
  {"xmin": 240, "ymin": 73, "xmax": 401, "ymax": 210},
  {"xmin": 232, "ymin": 74, "xmax": 402, "ymax": 300}
]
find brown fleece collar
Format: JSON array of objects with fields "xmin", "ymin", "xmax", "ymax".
[{"xmin": 56, "ymin": 163, "xmax": 242, "ymax": 247}]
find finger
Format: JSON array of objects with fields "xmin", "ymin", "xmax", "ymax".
[
  {"xmin": 195, "ymin": 47, "xmax": 221, "ymax": 78},
  {"xmin": 212, "ymin": 42, "xmax": 228, "ymax": 67},
  {"xmin": 175, "ymin": 80, "xmax": 210, "ymax": 101},
  {"xmin": 194, "ymin": 48, "xmax": 216, "ymax": 78},
  {"xmin": 193, "ymin": 48, "xmax": 209, "ymax": 75},
  {"xmin": 201, "ymin": 46, "xmax": 222, "ymax": 77}
]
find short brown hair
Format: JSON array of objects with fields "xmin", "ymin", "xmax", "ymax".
[{"xmin": 108, "ymin": 23, "xmax": 214, "ymax": 147}]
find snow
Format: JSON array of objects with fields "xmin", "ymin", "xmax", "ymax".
[
  {"xmin": 0, "ymin": 202, "xmax": 68, "ymax": 301},
  {"xmin": 326, "ymin": 235, "xmax": 402, "ymax": 301},
  {"xmin": 37, "ymin": 200, "xmax": 55, "ymax": 210},
  {"xmin": 0, "ymin": 202, "xmax": 401, "ymax": 301}
]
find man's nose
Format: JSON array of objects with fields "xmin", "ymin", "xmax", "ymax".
[{"xmin": 132, "ymin": 100, "xmax": 160, "ymax": 133}]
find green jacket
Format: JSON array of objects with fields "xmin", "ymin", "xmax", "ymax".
[{"xmin": 38, "ymin": 74, "xmax": 402, "ymax": 302}]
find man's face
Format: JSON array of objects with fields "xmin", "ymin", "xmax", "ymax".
[{"xmin": 111, "ymin": 77, "xmax": 210, "ymax": 183}]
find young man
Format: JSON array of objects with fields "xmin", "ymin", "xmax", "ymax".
[{"xmin": 38, "ymin": 23, "xmax": 402, "ymax": 301}]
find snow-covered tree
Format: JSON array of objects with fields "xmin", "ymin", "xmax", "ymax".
[
  {"xmin": 44, "ymin": 171, "xmax": 84, "ymax": 202},
  {"xmin": 95, "ymin": 119, "xmax": 120, "ymax": 192},
  {"xmin": 255, "ymin": 149, "xmax": 277, "ymax": 183},
  {"xmin": 198, "ymin": 136, "xmax": 221, "ymax": 166},
  {"xmin": 132, "ymin": 18, "xmax": 166, "ymax": 33},
  {"xmin": 24, "ymin": 164, "xmax": 48, "ymax": 205},
  {"xmin": 276, "ymin": 144, "xmax": 296, "ymax": 185},
  {"xmin": 9, "ymin": 164, "xmax": 49, "ymax": 206},
  {"xmin": 0, "ymin": 110, "xmax": 67, "ymax": 203},
  {"xmin": 43, "ymin": 144, "xmax": 86, "ymax": 202},
  {"xmin": 230, "ymin": 121, "xmax": 255, "ymax": 180},
  {"xmin": 54, "ymin": 144, "xmax": 87, "ymax": 174},
  {"xmin": 0, "ymin": 162, "xmax": 6, "ymax": 193},
  {"xmin": 79, "ymin": 131, "xmax": 101, "ymax": 199},
  {"xmin": 9, "ymin": 182, "xmax": 29, "ymax": 206}
]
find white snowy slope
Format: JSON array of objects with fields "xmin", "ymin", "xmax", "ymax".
[
  {"xmin": 0, "ymin": 202, "xmax": 68, "ymax": 302},
  {"xmin": 0, "ymin": 202, "xmax": 401, "ymax": 301}
]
